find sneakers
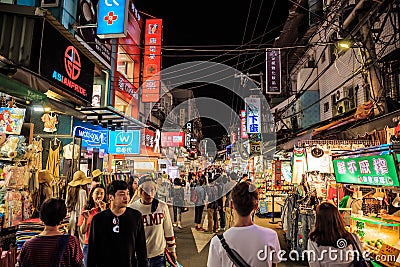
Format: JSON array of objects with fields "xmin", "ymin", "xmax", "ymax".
[
  {"xmin": 177, "ymin": 224, "xmax": 182, "ymax": 229},
  {"xmin": 195, "ymin": 226, "xmax": 205, "ymax": 231},
  {"xmin": 173, "ymin": 223, "xmax": 177, "ymax": 227}
]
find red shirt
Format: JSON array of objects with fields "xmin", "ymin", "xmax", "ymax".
[
  {"xmin": 78, "ymin": 207, "xmax": 100, "ymax": 244},
  {"xmin": 18, "ymin": 235, "xmax": 83, "ymax": 267}
]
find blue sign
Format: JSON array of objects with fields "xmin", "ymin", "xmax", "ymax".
[
  {"xmin": 109, "ymin": 130, "xmax": 140, "ymax": 154},
  {"xmin": 97, "ymin": 0, "xmax": 129, "ymax": 38},
  {"xmin": 72, "ymin": 121, "xmax": 108, "ymax": 152}
]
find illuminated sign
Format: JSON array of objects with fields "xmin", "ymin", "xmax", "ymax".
[
  {"xmin": 142, "ymin": 19, "xmax": 162, "ymax": 102},
  {"xmin": 109, "ymin": 130, "xmax": 140, "ymax": 154},
  {"xmin": 40, "ymin": 21, "xmax": 94, "ymax": 103},
  {"xmin": 73, "ymin": 126, "xmax": 108, "ymax": 152},
  {"xmin": 161, "ymin": 132, "xmax": 185, "ymax": 147},
  {"xmin": 333, "ymin": 154, "xmax": 400, "ymax": 187},
  {"xmin": 97, "ymin": 0, "xmax": 129, "ymax": 38},
  {"xmin": 240, "ymin": 110, "xmax": 248, "ymax": 138},
  {"xmin": 266, "ymin": 49, "xmax": 282, "ymax": 94},
  {"xmin": 245, "ymin": 97, "xmax": 261, "ymax": 134}
]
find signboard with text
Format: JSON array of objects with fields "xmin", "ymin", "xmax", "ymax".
[
  {"xmin": 240, "ymin": 110, "xmax": 248, "ymax": 138},
  {"xmin": 266, "ymin": 49, "xmax": 281, "ymax": 94},
  {"xmin": 97, "ymin": 0, "xmax": 129, "ymax": 38},
  {"xmin": 142, "ymin": 19, "xmax": 162, "ymax": 102},
  {"xmin": 141, "ymin": 128, "xmax": 161, "ymax": 156},
  {"xmin": 245, "ymin": 97, "xmax": 261, "ymax": 134},
  {"xmin": 72, "ymin": 121, "xmax": 108, "ymax": 152},
  {"xmin": 161, "ymin": 132, "xmax": 185, "ymax": 147},
  {"xmin": 333, "ymin": 154, "xmax": 399, "ymax": 187},
  {"xmin": 108, "ymin": 130, "xmax": 140, "ymax": 154},
  {"xmin": 40, "ymin": 21, "xmax": 94, "ymax": 103}
]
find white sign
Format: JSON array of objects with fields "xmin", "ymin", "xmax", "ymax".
[{"xmin": 246, "ymin": 97, "xmax": 261, "ymax": 133}]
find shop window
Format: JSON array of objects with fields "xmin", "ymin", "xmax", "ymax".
[{"xmin": 117, "ymin": 46, "xmax": 135, "ymax": 82}]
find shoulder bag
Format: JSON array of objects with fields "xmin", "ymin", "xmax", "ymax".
[
  {"xmin": 217, "ymin": 234, "xmax": 251, "ymax": 267},
  {"xmin": 350, "ymin": 234, "xmax": 372, "ymax": 267}
]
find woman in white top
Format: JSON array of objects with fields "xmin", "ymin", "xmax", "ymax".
[{"xmin": 308, "ymin": 202, "xmax": 365, "ymax": 267}]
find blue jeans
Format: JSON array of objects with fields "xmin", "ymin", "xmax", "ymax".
[
  {"xmin": 147, "ymin": 255, "xmax": 165, "ymax": 267},
  {"xmin": 83, "ymin": 244, "xmax": 88, "ymax": 267}
]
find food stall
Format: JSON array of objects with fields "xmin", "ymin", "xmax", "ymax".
[{"xmin": 332, "ymin": 144, "xmax": 400, "ymax": 267}]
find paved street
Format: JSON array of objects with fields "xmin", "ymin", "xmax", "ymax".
[{"xmin": 172, "ymin": 206, "xmax": 308, "ymax": 267}]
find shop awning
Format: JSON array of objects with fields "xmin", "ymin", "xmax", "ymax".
[
  {"xmin": 0, "ymin": 73, "xmax": 47, "ymax": 103},
  {"xmin": 79, "ymin": 106, "xmax": 148, "ymax": 130},
  {"xmin": 281, "ymin": 129, "xmax": 314, "ymax": 150}
]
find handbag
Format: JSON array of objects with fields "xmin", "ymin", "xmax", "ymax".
[
  {"xmin": 350, "ymin": 234, "xmax": 372, "ymax": 267},
  {"xmin": 165, "ymin": 249, "xmax": 183, "ymax": 267},
  {"xmin": 217, "ymin": 234, "xmax": 250, "ymax": 267}
]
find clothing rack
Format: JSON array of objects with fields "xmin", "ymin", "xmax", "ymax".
[{"xmin": 297, "ymin": 139, "xmax": 380, "ymax": 147}]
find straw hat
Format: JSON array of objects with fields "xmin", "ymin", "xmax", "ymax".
[
  {"xmin": 38, "ymin": 170, "xmax": 54, "ymax": 184},
  {"xmin": 68, "ymin": 170, "xmax": 92, "ymax": 187},
  {"xmin": 91, "ymin": 169, "xmax": 103, "ymax": 178}
]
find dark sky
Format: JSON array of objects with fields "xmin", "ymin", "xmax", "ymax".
[{"xmin": 136, "ymin": 0, "xmax": 289, "ymax": 146}]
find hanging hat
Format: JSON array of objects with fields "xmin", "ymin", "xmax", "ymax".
[
  {"xmin": 38, "ymin": 170, "xmax": 54, "ymax": 184},
  {"xmin": 91, "ymin": 169, "xmax": 103, "ymax": 178},
  {"xmin": 311, "ymin": 147, "xmax": 324, "ymax": 158},
  {"xmin": 68, "ymin": 170, "xmax": 92, "ymax": 187}
]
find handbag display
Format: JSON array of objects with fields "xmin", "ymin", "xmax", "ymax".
[
  {"xmin": 350, "ymin": 234, "xmax": 372, "ymax": 267},
  {"xmin": 217, "ymin": 234, "xmax": 251, "ymax": 267}
]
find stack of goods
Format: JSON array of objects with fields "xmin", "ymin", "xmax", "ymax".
[{"xmin": 15, "ymin": 218, "xmax": 69, "ymax": 250}]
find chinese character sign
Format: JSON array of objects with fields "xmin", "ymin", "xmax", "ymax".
[
  {"xmin": 240, "ymin": 110, "xmax": 248, "ymax": 138},
  {"xmin": 245, "ymin": 97, "xmax": 261, "ymax": 134},
  {"xmin": 333, "ymin": 154, "xmax": 399, "ymax": 186},
  {"xmin": 97, "ymin": 0, "xmax": 129, "ymax": 38},
  {"xmin": 266, "ymin": 49, "xmax": 281, "ymax": 94},
  {"xmin": 108, "ymin": 130, "xmax": 140, "ymax": 154},
  {"xmin": 142, "ymin": 18, "xmax": 162, "ymax": 102}
]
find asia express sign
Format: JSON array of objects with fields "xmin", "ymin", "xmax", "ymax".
[
  {"xmin": 333, "ymin": 154, "xmax": 400, "ymax": 187},
  {"xmin": 40, "ymin": 21, "xmax": 94, "ymax": 103}
]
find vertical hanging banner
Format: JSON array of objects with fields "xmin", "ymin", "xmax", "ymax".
[
  {"xmin": 245, "ymin": 97, "xmax": 261, "ymax": 134},
  {"xmin": 239, "ymin": 110, "xmax": 248, "ymax": 138},
  {"xmin": 266, "ymin": 49, "xmax": 281, "ymax": 94},
  {"xmin": 97, "ymin": 0, "xmax": 129, "ymax": 38},
  {"xmin": 142, "ymin": 19, "xmax": 163, "ymax": 102}
]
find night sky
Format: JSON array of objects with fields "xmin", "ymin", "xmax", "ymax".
[{"xmin": 135, "ymin": 0, "xmax": 289, "ymax": 146}]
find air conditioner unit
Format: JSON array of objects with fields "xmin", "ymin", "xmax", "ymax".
[
  {"xmin": 335, "ymin": 87, "xmax": 353, "ymax": 102},
  {"xmin": 333, "ymin": 99, "xmax": 355, "ymax": 116}
]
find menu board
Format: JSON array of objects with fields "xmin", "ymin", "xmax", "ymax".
[{"xmin": 333, "ymin": 154, "xmax": 399, "ymax": 186}]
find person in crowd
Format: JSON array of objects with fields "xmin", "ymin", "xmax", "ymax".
[
  {"xmin": 308, "ymin": 202, "xmax": 364, "ymax": 267},
  {"xmin": 240, "ymin": 173, "xmax": 249, "ymax": 182},
  {"xmin": 216, "ymin": 174, "xmax": 226, "ymax": 231},
  {"xmin": 18, "ymin": 198, "xmax": 84, "ymax": 267},
  {"xmin": 32, "ymin": 170, "xmax": 54, "ymax": 218},
  {"xmin": 78, "ymin": 184, "xmax": 107, "ymax": 267},
  {"xmin": 208, "ymin": 181, "xmax": 281, "ymax": 267},
  {"xmin": 89, "ymin": 169, "xmax": 103, "ymax": 189},
  {"xmin": 172, "ymin": 177, "xmax": 185, "ymax": 229},
  {"xmin": 66, "ymin": 170, "xmax": 92, "ymax": 245},
  {"xmin": 128, "ymin": 174, "xmax": 140, "ymax": 204},
  {"xmin": 193, "ymin": 175, "xmax": 206, "ymax": 231},
  {"xmin": 87, "ymin": 180, "xmax": 147, "ymax": 267},
  {"xmin": 339, "ymin": 185, "xmax": 362, "ymax": 226},
  {"xmin": 224, "ymin": 175, "xmax": 237, "ymax": 230},
  {"xmin": 129, "ymin": 175, "xmax": 177, "ymax": 267},
  {"xmin": 205, "ymin": 178, "xmax": 219, "ymax": 233}
]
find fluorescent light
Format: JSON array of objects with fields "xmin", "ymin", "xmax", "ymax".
[{"xmin": 33, "ymin": 105, "xmax": 44, "ymax": 112}]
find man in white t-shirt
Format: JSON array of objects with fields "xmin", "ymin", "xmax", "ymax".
[{"xmin": 207, "ymin": 181, "xmax": 281, "ymax": 267}]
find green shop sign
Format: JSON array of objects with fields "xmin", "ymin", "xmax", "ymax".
[{"xmin": 333, "ymin": 154, "xmax": 399, "ymax": 186}]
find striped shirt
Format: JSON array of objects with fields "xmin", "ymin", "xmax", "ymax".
[{"xmin": 18, "ymin": 234, "xmax": 84, "ymax": 267}]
